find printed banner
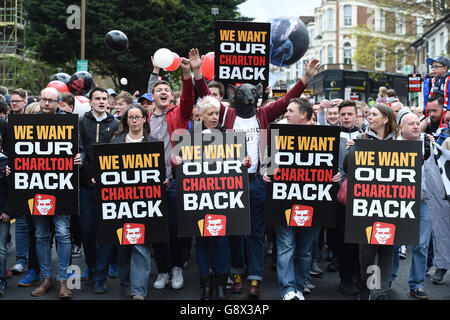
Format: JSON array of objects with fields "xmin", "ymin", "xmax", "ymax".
[
  {"xmin": 265, "ymin": 124, "xmax": 340, "ymax": 227},
  {"xmin": 345, "ymin": 140, "xmax": 422, "ymax": 245},
  {"xmin": 8, "ymin": 114, "xmax": 79, "ymax": 216},
  {"xmin": 408, "ymin": 74, "xmax": 421, "ymax": 93},
  {"xmin": 93, "ymin": 142, "xmax": 168, "ymax": 245},
  {"xmin": 272, "ymin": 89, "xmax": 287, "ymax": 98},
  {"xmin": 215, "ymin": 20, "xmax": 271, "ymax": 91},
  {"xmin": 174, "ymin": 131, "xmax": 250, "ymax": 237}
]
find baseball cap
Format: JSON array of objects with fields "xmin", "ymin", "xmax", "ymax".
[
  {"xmin": 426, "ymin": 56, "xmax": 450, "ymax": 68},
  {"xmin": 106, "ymin": 88, "xmax": 117, "ymax": 96},
  {"xmin": 138, "ymin": 93, "xmax": 153, "ymax": 103}
]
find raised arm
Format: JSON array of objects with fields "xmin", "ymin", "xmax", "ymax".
[
  {"xmin": 262, "ymin": 59, "xmax": 320, "ymax": 122},
  {"xmin": 192, "ymin": 52, "xmax": 228, "ymax": 118},
  {"xmin": 147, "ymin": 56, "xmax": 161, "ymax": 93},
  {"xmin": 179, "ymin": 54, "xmax": 195, "ymax": 121}
]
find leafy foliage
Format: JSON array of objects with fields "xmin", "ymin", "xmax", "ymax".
[
  {"xmin": 373, "ymin": 0, "xmax": 449, "ymax": 24},
  {"xmin": 24, "ymin": 0, "xmax": 249, "ymax": 93},
  {"xmin": 4, "ymin": 56, "xmax": 55, "ymax": 95}
]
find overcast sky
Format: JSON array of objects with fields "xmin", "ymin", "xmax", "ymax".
[{"xmin": 238, "ymin": 0, "xmax": 322, "ymax": 22}]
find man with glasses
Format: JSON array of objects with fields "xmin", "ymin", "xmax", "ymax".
[
  {"xmin": 424, "ymin": 56, "xmax": 450, "ymax": 126},
  {"xmin": 30, "ymin": 87, "xmax": 83, "ymax": 299},
  {"xmin": 9, "ymin": 88, "xmax": 27, "ymax": 115}
]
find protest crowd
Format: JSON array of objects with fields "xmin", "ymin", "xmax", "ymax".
[{"xmin": 0, "ymin": 44, "xmax": 449, "ymax": 303}]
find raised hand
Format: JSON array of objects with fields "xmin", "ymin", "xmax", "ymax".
[
  {"xmin": 189, "ymin": 48, "xmax": 202, "ymax": 70},
  {"xmin": 180, "ymin": 57, "xmax": 191, "ymax": 79},
  {"xmin": 151, "ymin": 56, "xmax": 160, "ymax": 74},
  {"xmin": 304, "ymin": 59, "xmax": 320, "ymax": 78}
]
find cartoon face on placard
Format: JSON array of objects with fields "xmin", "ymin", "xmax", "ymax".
[
  {"xmin": 198, "ymin": 214, "xmax": 227, "ymax": 236},
  {"xmin": 29, "ymin": 194, "xmax": 56, "ymax": 216},
  {"xmin": 285, "ymin": 204, "xmax": 314, "ymax": 227},
  {"xmin": 118, "ymin": 223, "xmax": 145, "ymax": 245},
  {"xmin": 366, "ymin": 222, "xmax": 396, "ymax": 245}
]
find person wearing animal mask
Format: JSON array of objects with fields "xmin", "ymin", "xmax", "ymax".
[{"xmin": 193, "ymin": 54, "xmax": 320, "ymax": 298}]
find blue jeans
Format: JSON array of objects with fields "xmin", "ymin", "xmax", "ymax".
[
  {"xmin": 229, "ymin": 175, "xmax": 266, "ymax": 281},
  {"xmin": 79, "ymin": 186, "xmax": 114, "ymax": 281},
  {"xmin": 311, "ymin": 226, "xmax": 321, "ymax": 261},
  {"xmin": 0, "ymin": 220, "xmax": 10, "ymax": 281},
  {"xmin": 32, "ymin": 215, "xmax": 71, "ymax": 281},
  {"xmin": 118, "ymin": 244, "xmax": 151, "ymax": 297},
  {"xmin": 391, "ymin": 245, "xmax": 400, "ymax": 282},
  {"xmin": 195, "ymin": 236, "xmax": 229, "ymax": 276},
  {"xmin": 390, "ymin": 201, "xmax": 431, "ymax": 290},
  {"xmin": 14, "ymin": 215, "xmax": 29, "ymax": 267},
  {"xmin": 276, "ymin": 225, "xmax": 317, "ymax": 297},
  {"xmin": 228, "ymin": 235, "xmax": 246, "ymax": 274}
]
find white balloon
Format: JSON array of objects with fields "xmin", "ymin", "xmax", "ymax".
[
  {"xmin": 154, "ymin": 48, "xmax": 174, "ymax": 69},
  {"xmin": 120, "ymin": 77, "xmax": 128, "ymax": 85}
]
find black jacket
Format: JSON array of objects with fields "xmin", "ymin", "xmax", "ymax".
[
  {"xmin": 110, "ymin": 132, "xmax": 159, "ymax": 144},
  {"xmin": 79, "ymin": 111, "xmax": 120, "ymax": 186}
]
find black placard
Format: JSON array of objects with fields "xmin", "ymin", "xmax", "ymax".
[
  {"xmin": 93, "ymin": 142, "xmax": 168, "ymax": 245},
  {"xmin": 215, "ymin": 20, "xmax": 271, "ymax": 91},
  {"xmin": 265, "ymin": 124, "xmax": 340, "ymax": 227},
  {"xmin": 345, "ymin": 140, "xmax": 421, "ymax": 246},
  {"xmin": 8, "ymin": 114, "xmax": 79, "ymax": 216},
  {"xmin": 408, "ymin": 74, "xmax": 422, "ymax": 92},
  {"xmin": 174, "ymin": 131, "xmax": 250, "ymax": 237}
]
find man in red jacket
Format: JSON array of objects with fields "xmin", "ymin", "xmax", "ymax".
[
  {"xmin": 194, "ymin": 56, "xmax": 320, "ymax": 298},
  {"xmin": 150, "ymin": 50, "xmax": 195, "ymax": 291}
]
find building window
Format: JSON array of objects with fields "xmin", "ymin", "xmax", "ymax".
[
  {"xmin": 375, "ymin": 46, "xmax": 384, "ymax": 70},
  {"xmin": 328, "ymin": 45, "xmax": 334, "ymax": 64},
  {"xmin": 344, "ymin": 42, "xmax": 352, "ymax": 64},
  {"xmin": 317, "ymin": 15, "xmax": 322, "ymax": 33},
  {"xmin": 430, "ymin": 39, "xmax": 436, "ymax": 58},
  {"xmin": 396, "ymin": 47, "xmax": 405, "ymax": 73},
  {"xmin": 376, "ymin": 9, "xmax": 385, "ymax": 32},
  {"xmin": 396, "ymin": 14, "xmax": 406, "ymax": 35},
  {"xmin": 417, "ymin": 17, "xmax": 424, "ymax": 35},
  {"xmin": 344, "ymin": 5, "xmax": 352, "ymax": 26},
  {"xmin": 327, "ymin": 8, "xmax": 334, "ymax": 31},
  {"xmin": 440, "ymin": 32, "xmax": 445, "ymax": 54}
]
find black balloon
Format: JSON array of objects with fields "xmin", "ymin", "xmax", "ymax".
[
  {"xmin": 68, "ymin": 71, "xmax": 94, "ymax": 96},
  {"xmin": 51, "ymin": 72, "xmax": 71, "ymax": 85},
  {"xmin": 105, "ymin": 30, "xmax": 128, "ymax": 53},
  {"xmin": 269, "ymin": 17, "xmax": 310, "ymax": 67}
]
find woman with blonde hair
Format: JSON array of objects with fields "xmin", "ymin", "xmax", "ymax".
[
  {"xmin": 375, "ymin": 86, "xmax": 388, "ymax": 105},
  {"xmin": 25, "ymin": 102, "xmax": 40, "ymax": 114}
]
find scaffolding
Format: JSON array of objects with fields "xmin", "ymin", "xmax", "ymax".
[{"xmin": 0, "ymin": 0, "xmax": 25, "ymax": 88}]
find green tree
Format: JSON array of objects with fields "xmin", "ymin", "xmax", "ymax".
[
  {"xmin": 4, "ymin": 56, "xmax": 55, "ymax": 95},
  {"xmin": 24, "ymin": 0, "xmax": 250, "ymax": 93},
  {"xmin": 351, "ymin": 0, "xmax": 450, "ymax": 74},
  {"xmin": 374, "ymin": 0, "xmax": 449, "ymax": 24}
]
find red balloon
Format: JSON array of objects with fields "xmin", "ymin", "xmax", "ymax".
[
  {"xmin": 46, "ymin": 80, "xmax": 69, "ymax": 93},
  {"xmin": 164, "ymin": 52, "xmax": 180, "ymax": 71},
  {"xmin": 201, "ymin": 52, "xmax": 215, "ymax": 81}
]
